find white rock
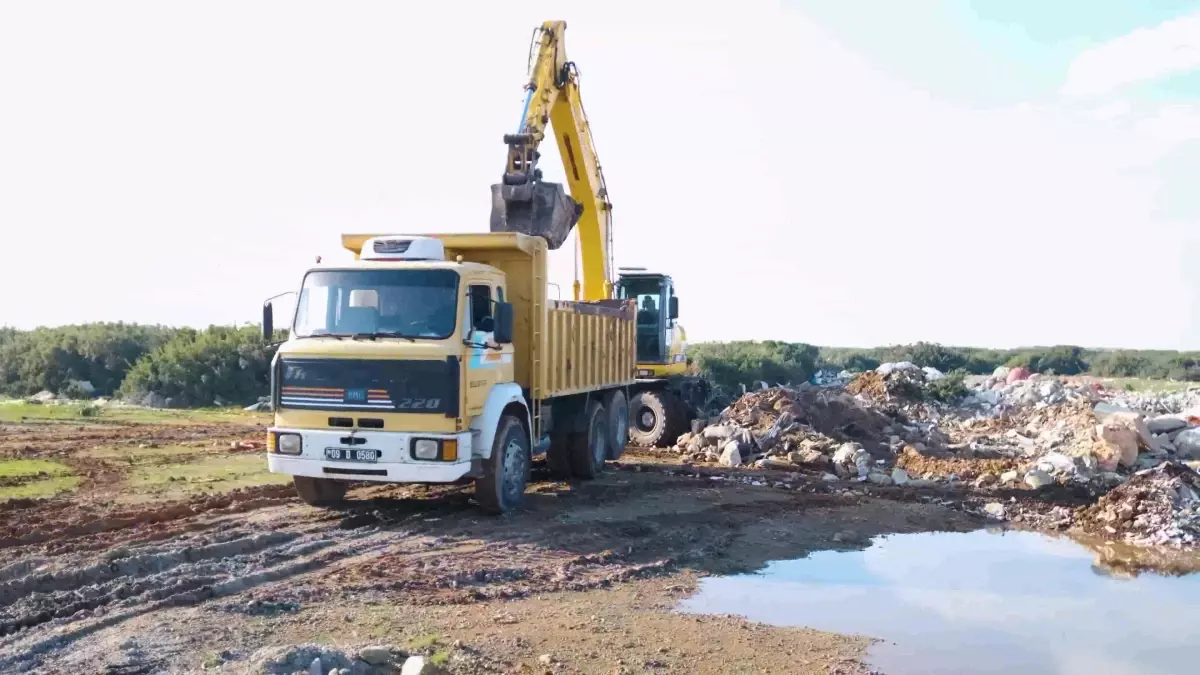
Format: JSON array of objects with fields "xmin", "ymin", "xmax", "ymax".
[
  {"xmin": 1025, "ymin": 470, "xmax": 1054, "ymax": 489},
  {"xmin": 719, "ymin": 441, "xmax": 743, "ymax": 467},
  {"xmin": 309, "ymin": 657, "xmax": 323, "ymax": 675},
  {"xmin": 821, "ymin": 473, "xmax": 839, "ymax": 482},
  {"xmin": 832, "ymin": 442, "xmax": 862, "ymax": 465},
  {"xmin": 703, "ymin": 425, "xmax": 736, "ymax": 441},
  {"xmin": 891, "ymin": 468, "xmax": 911, "ymax": 486},
  {"xmin": 922, "ymin": 366, "xmax": 945, "ymax": 381},
  {"xmin": 1036, "ymin": 452, "xmax": 1078, "ymax": 476},
  {"xmin": 867, "ymin": 472, "xmax": 894, "ymax": 486},
  {"xmin": 983, "ymin": 502, "xmax": 1006, "ymax": 520},
  {"xmin": 401, "ymin": 656, "xmax": 448, "ymax": 675},
  {"xmin": 359, "ymin": 646, "xmax": 392, "ymax": 666},
  {"xmin": 992, "ymin": 366, "xmax": 1011, "ymax": 379}
]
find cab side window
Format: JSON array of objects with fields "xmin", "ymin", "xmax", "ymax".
[{"xmin": 468, "ymin": 284, "xmax": 494, "ymax": 332}]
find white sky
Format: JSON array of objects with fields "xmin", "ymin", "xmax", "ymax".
[{"xmin": 1, "ymin": 1, "xmax": 1198, "ymax": 349}]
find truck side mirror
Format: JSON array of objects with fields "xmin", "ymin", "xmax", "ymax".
[
  {"xmin": 262, "ymin": 302, "xmax": 274, "ymax": 341},
  {"xmin": 668, "ymin": 296, "xmax": 679, "ymax": 320},
  {"xmin": 494, "ymin": 302, "xmax": 514, "ymax": 344}
]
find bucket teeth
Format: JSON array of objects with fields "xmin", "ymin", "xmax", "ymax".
[{"xmin": 489, "ymin": 180, "xmax": 582, "ymax": 250}]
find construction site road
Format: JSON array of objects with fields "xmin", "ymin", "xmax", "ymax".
[{"xmin": 0, "ymin": 410, "xmax": 1191, "ymax": 674}]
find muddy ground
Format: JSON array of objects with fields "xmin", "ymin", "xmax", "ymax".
[{"xmin": 0, "ymin": 413, "xmax": 1194, "ymax": 674}]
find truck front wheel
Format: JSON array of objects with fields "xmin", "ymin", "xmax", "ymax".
[
  {"xmin": 475, "ymin": 415, "xmax": 531, "ymax": 514},
  {"xmin": 293, "ymin": 476, "xmax": 347, "ymax": 506}
]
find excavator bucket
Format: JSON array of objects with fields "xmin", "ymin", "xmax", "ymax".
[{"xmin": 489, "ymin": 180, "xmax": 582, "ymax": 250}]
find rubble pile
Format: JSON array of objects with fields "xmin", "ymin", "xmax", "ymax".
[
  {"xmin": 671, "ymin": 386, "xmax": 903, "ymax": 476},
  {"xmin": 664, "ymin": 364, "xmax": 1200, "ymax": 549},
  {"xmin": 1076, "ymin": 462, "xmax": 1200, "ymax": 547},
  {"xmin": 966, "ymin": 368, "xmax": 1099, "ymax": 412},
  {"xmin": 846, "ymin": 361, "xmax": 941, "ymax": 402}
]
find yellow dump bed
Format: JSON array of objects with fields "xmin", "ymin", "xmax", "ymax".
[{"xmin": 341, "ymin": 232, "xmax": 636, "ymax": 401}]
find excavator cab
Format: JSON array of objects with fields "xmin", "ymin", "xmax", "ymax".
[{"xmin": 616, "ymin": 269, "xmax": 682, "ymax": 373}]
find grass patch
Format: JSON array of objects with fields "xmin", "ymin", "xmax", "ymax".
[
  {"xmin": 429, "ymin": 650, "xmax": 450, "ymax": 666},
  {"xmin": 0, "ymin": 459, "xmax": 80, "ymax": 500},
  {"xmin": 1101, "ymin": 378, "xmax": 1197, "ymax": 394},
  {"xmin": 0, "ymin": 475, "xmax": 82, "ymax": 500},
  {"xmin": 407, "ymin": 633, "xmax": 441, "ymax": 651},
  {"xmin": 121, "ymin": 453, "xmax": 289, "ymax": 502},
  {"xmin": 0, "ymin": 458, "xmax": 74, "ymax": 478},
  {"xmin": 0, "ymin": 402, "xmax": 270, "ymax": 425}
]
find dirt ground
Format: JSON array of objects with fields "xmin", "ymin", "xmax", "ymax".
[{"xmin": 0, "ymin": 411, "xmax": 1190, "ymax": 674}]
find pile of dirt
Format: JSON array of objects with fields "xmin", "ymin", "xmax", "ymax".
[{"xmin": 1076, "ymin": 462, "xmax": 1200, "ymax": 547}]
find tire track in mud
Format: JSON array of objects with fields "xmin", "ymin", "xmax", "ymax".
[
  {"xmin": 0, "ymin": 512, "xmax": 412, "ymax": 673},
  {"xmin": 0, "ymin": 483, "xmax": 298, "ymax": 552}
]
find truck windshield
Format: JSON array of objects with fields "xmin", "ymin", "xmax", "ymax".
[{"xmin": 293, "ymin": 269, "xmax": 459, "ymax": 339}]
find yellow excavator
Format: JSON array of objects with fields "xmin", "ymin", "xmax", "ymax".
[{"xmin": 489, "ymin": 20, "xmax": 713, "ymax": 448}]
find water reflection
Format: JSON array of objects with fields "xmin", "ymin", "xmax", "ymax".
[{"xmin": 677, "ymin": 529, "xmax": 1200, "ymax": 674}]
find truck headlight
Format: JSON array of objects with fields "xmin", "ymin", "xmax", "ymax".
[
  {"xmin": 277, "ymin": 433, "xmax": 302, "ymax": 455},
  {"xmin": 413, "ymin": 439, "xmax": 439, "ymax": 460}
]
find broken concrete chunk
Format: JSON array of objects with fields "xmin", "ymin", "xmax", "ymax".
[
  {"xmin": 1025, "ymin": 470, "xmax": 1054, "ymax": 489},
  {"xmin": 719, "ymin": 441, "xmax": 743, "ymax": 467},
  {"xmin": 1147, "ymin": 415, "xmax": 1188, "ymax": 435},
  {"xmin": 983, "ymin": 502, "xmax": 1007, "ymax": 519},
  {"xmin": 1174, "ymin": 428, "xmax": 1200, "ymax": 459}
]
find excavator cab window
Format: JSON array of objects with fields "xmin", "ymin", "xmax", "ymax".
[{"xmin": 617, "ymin": 274, "xmax": 670, "ymax": 364}]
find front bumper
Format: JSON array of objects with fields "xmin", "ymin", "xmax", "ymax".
[{"xmin": 267, "ymin": 428, "xmax": 474, "ymax": 483}]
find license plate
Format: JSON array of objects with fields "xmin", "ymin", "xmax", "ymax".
[{"xmin": 324, "ymin": 447, "xmax": 381, "ymax": 462}]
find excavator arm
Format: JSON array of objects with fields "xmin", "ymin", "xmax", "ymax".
[{"xmin": 489, "ymin": 21, "xmax": 614, "ymax": 301}]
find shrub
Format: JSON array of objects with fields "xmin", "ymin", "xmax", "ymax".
[{"xmin": 119, "ymin": 326, "xmax": 276, "ymax": 407}]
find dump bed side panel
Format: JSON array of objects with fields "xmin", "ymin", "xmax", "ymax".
[{"xmin": 542, "ymin": 299, "xmax": 636, "ymax": 399}]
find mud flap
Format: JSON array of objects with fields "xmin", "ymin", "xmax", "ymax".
[{"xmin": 489, "ymin": 181, "xmax": 582, "ymax": 250}]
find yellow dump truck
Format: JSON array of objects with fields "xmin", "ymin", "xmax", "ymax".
[{"xmin": 261, "ymin": 232, "xmax": 636, "ymax": 513}]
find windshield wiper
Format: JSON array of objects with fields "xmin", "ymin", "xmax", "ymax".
[
  {"xmin": 463, "ymin": 339, "xmax": 501, "ymax": 351},
  {"xmin": 348, "ymin": 331, "xmax": 417, "ymax": 342},
  {"xmin": 296, "ymin": 333, "xmax": 347, "ymax": 340}
]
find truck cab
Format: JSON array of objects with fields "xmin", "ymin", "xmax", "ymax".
[
  {"xmin": 262, "ymin": 233, "xmax": 636, "ymax": 514},
  {"xmin": 263, "ymin": 235, "xmax": 530, "ymax": 512}
]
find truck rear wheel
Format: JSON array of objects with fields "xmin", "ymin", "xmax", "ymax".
[
  {"xmin": 475, "ymin": 414, "xmax": 531, "ymax": 514},
  {"xmin": 569, "ymin": 399, "xmax": 608, "ymax": 479},
  {"xmin": 293, "ymin": 476, "xmax": 347, "ymax": 506},
  {"xmin": 629, "ymin": 390, "xmax": 686, "ymax": 448},
  {"xmin": 603, "ymin": 389, "xmax": 629, "ymax": 460}
]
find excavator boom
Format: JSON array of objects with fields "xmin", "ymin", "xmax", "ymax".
[{"xmin": 489, "ymin": 20, "xmax": 613, "ymax": 301}]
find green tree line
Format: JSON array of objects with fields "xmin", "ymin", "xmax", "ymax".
[
  {"xmin": 690, "ymin": 341, "xmax": 1200, "ymax": 390},
  {"xmin": 0, "ymin": 323, "xmax": 276, "ymax": 406},
  {"xmin": 2, "ymin": 323, "xmax": 1198, "ymax": 408}
]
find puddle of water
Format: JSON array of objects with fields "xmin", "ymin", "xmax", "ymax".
[{"xmin": 677, "ymin": 529, "xmax": 1200, "ymax": 675}]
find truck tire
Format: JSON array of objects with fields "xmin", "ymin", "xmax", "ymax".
[
  {"xmin": 293, "ymin": 476, "xmax": 347, "ymax": 506},
  {"xmin": 569, "ymin": 399, "xmax": 608, "ymax": 479},
  {"xmin": 628, "ymin": 390, "xmax": 682, "ymax": 448},
  {"xmin": 602, "ymin": 389, "xmax": 629, "ymax": 460},
  {"xmin": 475, "ymin": 415, "xmax": 531, "ymax": 514}
]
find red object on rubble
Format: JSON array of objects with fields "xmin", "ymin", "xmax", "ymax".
[{"xmin": 1006, "ymin": 367, "xmax": 1031, "ymax": 383}]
